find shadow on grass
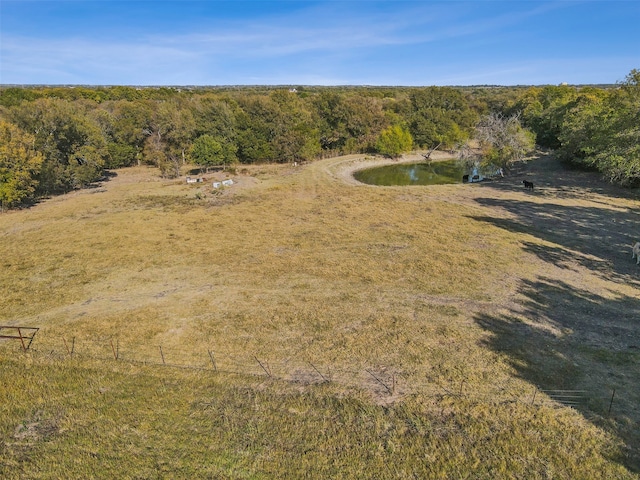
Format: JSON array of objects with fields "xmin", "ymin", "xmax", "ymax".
[
  {"xmin": 468, "ymin": 169, "xmax": 640, "ymax": 471},
  {"xmin": 6, "ymin": 170, "xmax": 120, "ymax": 211},
  {"xmin": 471, "ymin": 197, "xmax": 640, "ymax": 287},
  {"xmin": 503, "ymin": 151, "xmax": 640, "ymax": 199},
  {"xmin": 474, "ymin": 277, "xmax": 640, "ymax": 471}
]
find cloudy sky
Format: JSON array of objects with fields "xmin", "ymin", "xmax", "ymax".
[{"xmin": 1, "ymin": 0, "xmax": 639, "ymax": 86}]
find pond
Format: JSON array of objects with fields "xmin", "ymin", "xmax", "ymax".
[
  {"xmin": 353, "ymin": 160, "xmax": 471, "ymax": 186},
  {"xmin": 353, "ymin": 160, "xmax": 495, "ymax": 186}
]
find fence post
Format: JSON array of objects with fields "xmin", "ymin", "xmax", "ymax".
[
  {"xmin": 608, "ymin": 389, "xmax": 616, "ymax": 415},
  {"xmin": 110, "ymin": 339, "xmax": 119, "ymax": 360},
  {"xmin": 208, "ymin": 350, "xmax": 217, "ymax": 371},
  {"xmin": 531, "ymin": 388, "xmax": 537, "ymax": 406},
  {"xmin": 17, "ymin": 327, "xmax": 26, "ymax": 351},
  {"xmin": 159, "ymin": 345, "xmax": 165, "ymax": 365}
]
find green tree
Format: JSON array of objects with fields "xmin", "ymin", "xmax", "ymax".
[
  {"xmin": 408, "ymin": 87, "xmax": 477, "ymax": 149},
  {"xmin": 192, "ymin": 95, "xmax": 237, "ymax": 141},
  {"xmin": 234, "ymin": 96, "xmax": 279, "ymax": 163},
  {"xmin": 558, "ymin": 69, "xmax": 640, "ymax": 185},
  {"xmin": 375, "ymin": 125, "xmax": 413, "ymax": 158},
  {"xmin": 0, "ymin": 87, "xmax": 41, "ymax": 107},
  {"xmin": 191, "ymin": 134, "xmax": 225, "ymax": 171},
  {"xmin": 312, "ymin": 92, "xmax": 387, "ymax": 154},
  {"xmin": 95, "ymin": 100, "xmax": 153, "ymax": 168},
  {"xmin": 511, "ymin": 85, "xmax": 585, "ymax": 149},
  {"xmin": 8, "ymin": 98, "xmax": 107, "ymax": 193},
  {"xmin": 555, "ymin": 93, "xmax": 605, "ymax": 165},
  {"xmin": 269, "ymin": 90, "xmax": 321, "ymax": 162},
  {"xmin": 143, "ymin": 133, "xmax": 174, "ymax": 178},
  {"xmin": 0, "ymin": 121, "xmax": 44, "ymax": 210},
  {"xmin": 142, "ymin": 99, "xmax": 195, "ymax": 177},
  {"xmin": 597, "ymin": 69, "xmax": 640, "ymax": 185}
]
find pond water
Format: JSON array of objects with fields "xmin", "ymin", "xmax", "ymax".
[{"xmin": 353, "ymin": 160, "xmax": 466, "ymax": 186}]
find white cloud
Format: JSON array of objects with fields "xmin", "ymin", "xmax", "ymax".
[{"xmin": 1, "ymin": 1, "xmax": 635, "ymax": 85}]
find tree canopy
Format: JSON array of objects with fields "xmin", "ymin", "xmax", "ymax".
[
  {"xmin": 190, "ymin": 134, "xmax": 236, "ymax": 171},
  {"xmin": 376, "ymin": 125, "xmax": 413, "ymax": 158},
  {"xmin": 0, "ymin": 121, "xmax": 44, "ymax": 209},
  {"xmin": 556, "ymin": 70, "xmax": 640, "ymax": 186},
  {"xmin": 0, "ymin": 71, "xmax": 638, "ymax": 209}
]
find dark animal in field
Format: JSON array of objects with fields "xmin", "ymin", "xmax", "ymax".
[
  {"xmin": 632, "ymin": 242, "xmax": 640, "ymax": 265},
  {"xmin": 523, "ymin": 180, "xmax": 534, "ymax": 191},
  {"xmin": 462, "ymin": 174, "xmax": 469, "ymax": 183}
]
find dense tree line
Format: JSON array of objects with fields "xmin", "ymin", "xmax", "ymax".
[
  {"xmin": 0, "ymin": 85, "xmax": 482, "ymax": 207},
  {"xmin": 497, "ymin": 70, "xmax": 640, "ymax": 185},
  {"xmin": 0, "ymin": 70, "xmax": 638, "ymax": 209}
]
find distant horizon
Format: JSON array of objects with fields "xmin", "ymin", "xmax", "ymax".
[
  {"xmin": 0, "ymin": 82, "xmax": 620, "ymax": 89},
  {"xmin": 2, "ymin": 1, "xmax": 638, "ymax": 86}
]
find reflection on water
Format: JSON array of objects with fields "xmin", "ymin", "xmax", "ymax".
[{"xmin": 354, "ymin": 160, "xmax": 466, "ymax": 186}]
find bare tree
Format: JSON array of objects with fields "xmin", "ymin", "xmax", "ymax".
[
  {"xmin": 456, "ymin": 141, "xmax": 480, "ymax": 172},
  {"xmin": 474, "ymin": 112, "xmax": 535, "ymax": 170},
  {"xmin": 421, "ymin": 142, "xmax": 442, "ymax": 163}
]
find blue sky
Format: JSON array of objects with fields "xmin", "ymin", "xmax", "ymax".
[{"xmin": 1, "ymin": 0, "xmax": 639, "ymax": 86}]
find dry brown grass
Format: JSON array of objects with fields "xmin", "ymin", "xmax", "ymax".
[{"xmin": 1, "ymin": 151, "xmax": 639, "ymax": 477}]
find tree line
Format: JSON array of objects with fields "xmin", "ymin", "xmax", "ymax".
[{"xmin": 1, "ymin": 69, "xmax": 638, "ymax": 209}]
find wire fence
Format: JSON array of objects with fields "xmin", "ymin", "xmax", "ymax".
[{"xmin": 0, "ymin": 333, "xmax": 621, "ymax": 415}]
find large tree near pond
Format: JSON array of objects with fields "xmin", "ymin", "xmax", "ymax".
[
  {"xmin": 408, "ymin": 87, "xmax": 478, "ymax": 149},
  {"xmin": 376, "ymin": 125, "xmax": 413, "ymax": 158},
  {"xmin": 312, "ymin": 91, "xmax": 387, "ymax": 154},
  {"xmin": 474, "ymin": 112, "xmax": 535, "ymax": 171}
]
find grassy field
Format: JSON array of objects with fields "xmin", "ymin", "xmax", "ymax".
[{"xmin": 1, "ymin": 151, "xmax": 639, "ymax": 478}]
